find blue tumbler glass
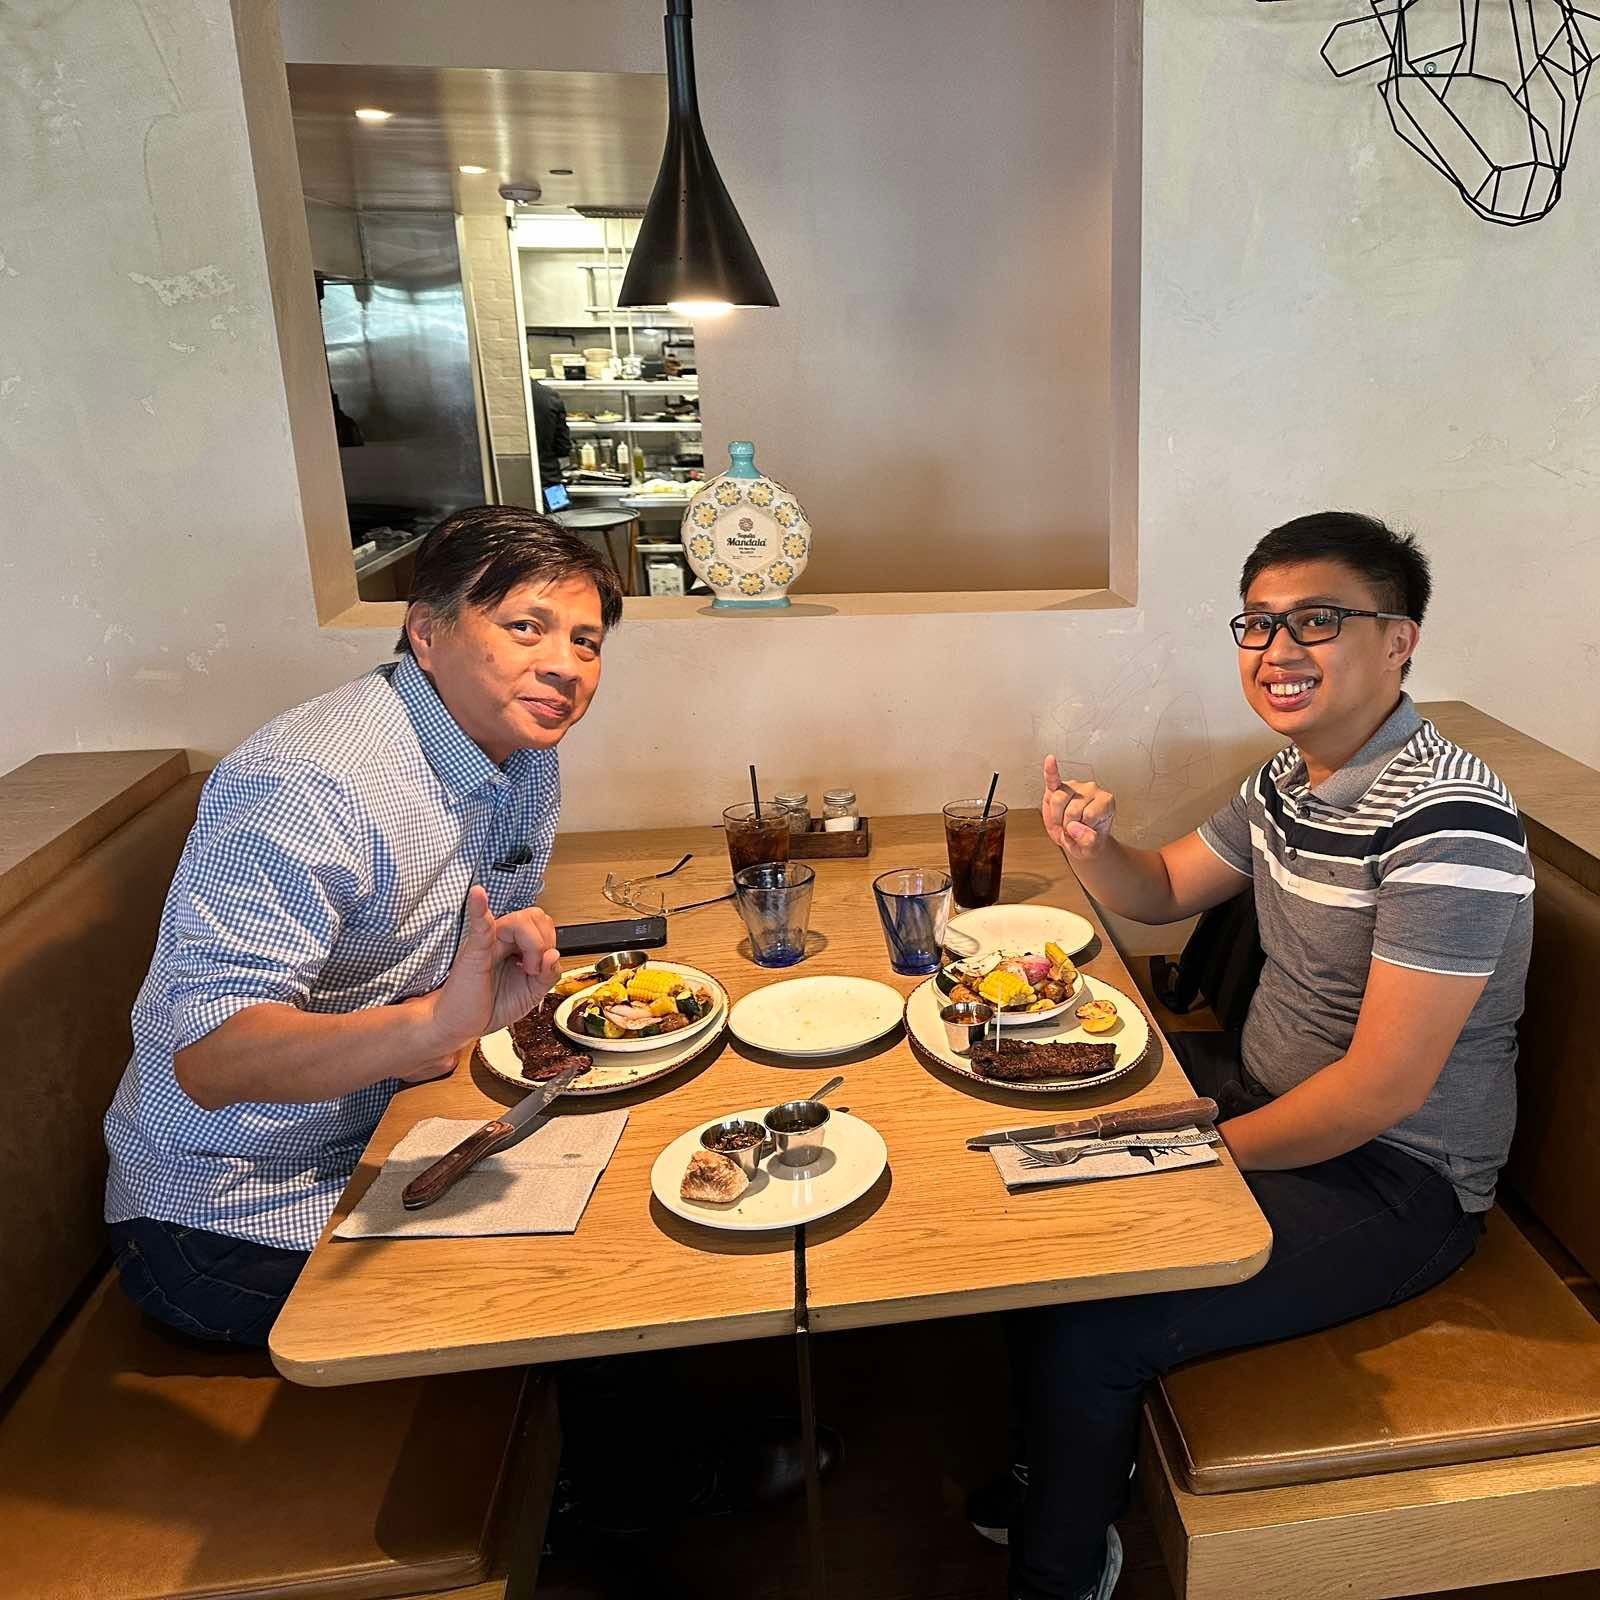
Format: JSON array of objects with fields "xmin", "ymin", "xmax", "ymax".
[
  {"xmin": 734, "ymin": 861, "xmax": 817, "ymax": 967},
  {"xmin": 872, "ymin": 867, "xmax": 953, "ymax": 976}
]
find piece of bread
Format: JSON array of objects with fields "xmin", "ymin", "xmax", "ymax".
[{"xmin": 680, "ymin": 1148, "xmax": 749, "ymax": 1204}]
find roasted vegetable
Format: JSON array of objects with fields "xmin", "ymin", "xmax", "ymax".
[
  {"xmin": 1076, "ymin": 998, "xmax": 1119, "ymax": 1034},
  {"xmin": 978, "ymin": 968, "xmax": 1034, "ymax": 1009}
]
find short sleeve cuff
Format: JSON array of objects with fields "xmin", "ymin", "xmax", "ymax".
[
  {"xmin": 171, "ymin": 981, "xmax": 304, "ymax": 1053},
  {"xmin": 1371, "ymin": 943, "xmax": 1496, "ymax": 980},
  {"xmin": 1197, "ymin": 823, "xmax": 1252, "ymax": 878}
]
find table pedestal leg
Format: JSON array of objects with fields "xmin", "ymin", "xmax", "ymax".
[{"xmin": 795, "ymin": 1224, "xmax": 828, "ymax": 1597}]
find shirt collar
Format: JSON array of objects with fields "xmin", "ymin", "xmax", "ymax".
[
  {"xmin": 1275, "ymin": 693, "xmax": 1423, "ymax": 811},
  {"xmin": 387, "ymin": 652, "xmax": 518, "ymax": 798}
]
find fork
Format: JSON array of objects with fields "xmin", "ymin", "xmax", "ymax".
[{"xmin": 1015, "ymin": 1133, "xmax": 1216, "ymax": 1168}]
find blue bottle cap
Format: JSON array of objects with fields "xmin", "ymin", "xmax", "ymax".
[{"xmin": 726, "ymin": 440, "xmax": 760, "ymax": 479}]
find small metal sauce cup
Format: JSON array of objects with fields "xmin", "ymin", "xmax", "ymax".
[
  {"xmin": 940, "ymin": 1000, "xmax": 997, "ymax": 1056},
  {"xmin": 698, "ymin": 1118, "xmax": 771, "ymax": 1179},
  {"xmin": 763, "ymin": 1099, "xmax": 831, "ymax": 1168},
  {"xmin": 594, "ymin": 949, "xmax": 651, "ymax": 980}
]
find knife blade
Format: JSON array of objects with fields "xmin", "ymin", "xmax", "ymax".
[
  {"xmin": 401, "ymin": 1062, "xmax": 584, "ymax": 1210},
  {"xmin": 966, "ymin": 1096, "xmax": 1220, "ymax": 1151}
]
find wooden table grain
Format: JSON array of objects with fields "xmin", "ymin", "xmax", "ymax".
[{"xmin": 270, "ymin": 814, "xmax": 1272, "ymax": 1386}]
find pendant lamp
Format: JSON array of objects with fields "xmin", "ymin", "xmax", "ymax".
[{"xmin": 618, "ymin": 0, "xmax": 777, "ymax": 314}]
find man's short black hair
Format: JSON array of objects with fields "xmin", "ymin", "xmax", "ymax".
[
  {"xmin": 1240, "ymin": 511, "xmax": 1431, "ymax": 678},
  {"xmin": 396, "ymin": 505, "xmax": 624, "ymax": 654}
]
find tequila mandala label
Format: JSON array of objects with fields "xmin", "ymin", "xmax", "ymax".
[{"xmin": 680, "ymin": 441, "xmax": 811, "ymax": 609}]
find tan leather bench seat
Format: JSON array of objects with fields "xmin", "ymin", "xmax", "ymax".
[
  {"xmin": 1152, "ymin": 1210, "xmax": 1600, "ymax": 1494},
  {"xmin": 0, "ymin": 1274, "xmax": 539, "ymax": 1600}
]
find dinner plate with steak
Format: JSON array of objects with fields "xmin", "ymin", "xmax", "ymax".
[{"xmin": 903, "ymin": 972, "xmax": 1149, "ymax": 1093}]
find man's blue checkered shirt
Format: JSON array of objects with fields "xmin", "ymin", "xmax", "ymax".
[{"xmin": 104, "ymin": 653, "xmax": 561, "ymax": 1251}]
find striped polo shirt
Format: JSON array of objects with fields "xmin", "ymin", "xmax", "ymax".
[{"xmin": 1199, "ymin": 694, "xmax": 1534, "ymax": 1211}]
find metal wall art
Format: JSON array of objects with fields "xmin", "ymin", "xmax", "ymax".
[{"xmin": 1258, "ymin": 0, "xmax": 1599, "ymax": 224}]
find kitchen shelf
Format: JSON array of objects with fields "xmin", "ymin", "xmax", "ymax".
[
  {"xmin": 539, "ymin": 380, "xmax": 698, "ymax": 393},
  {"xmin": 567, "ymin": 420, "xmax": 700, "ymax": 433},
  {"xmin": 526, "ymin": 319, "xmax": 691, "ymax": 331}
]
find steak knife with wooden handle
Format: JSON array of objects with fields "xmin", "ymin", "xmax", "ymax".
[
  {"xmin": 401, "ymin": 1062, "xmax": 584, "ymax": 1209},
  {"xmin": 966, "ymin": 1096, "xmax": 1220, "ymax": 1151}
]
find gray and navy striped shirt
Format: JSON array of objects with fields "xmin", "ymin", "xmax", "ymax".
[{"xmin": 1199, "ymin": 695, "xmax": 1533, "ymax": 1211}]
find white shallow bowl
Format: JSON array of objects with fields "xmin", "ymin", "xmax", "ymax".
[{"xmin": 553, "ymin": 962, "xmax": 727, "ymax": 1054}]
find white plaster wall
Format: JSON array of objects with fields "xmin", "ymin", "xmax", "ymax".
[
  {"xmin": 0, "ymin": 0, "xmax": 381, "ymax": 771},
  {"xmin": 2, "ymin": 0, "xmax": 1597, "ymax": 892}
]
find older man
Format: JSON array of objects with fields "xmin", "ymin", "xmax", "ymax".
[{"xmin": 104, "ymin": 506, "xmax": 622, "ymax": 1345}]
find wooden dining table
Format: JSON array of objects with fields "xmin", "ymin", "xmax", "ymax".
[
  {"xmin": 269, "ymin": 812, "xmax": 1272, "ymax": 1592},
  {"xmin": 271, "ymin": 811, "xmax": 1271, "ymax": 1384}
]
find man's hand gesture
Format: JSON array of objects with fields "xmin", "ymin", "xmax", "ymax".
[
  {"xmin": 1042, "ymin": 755, "xmax": 1117, "ymax": 861},
  {"xmin": 409, "ymin": 888, "xmax": 562, "ymax": 1080}
]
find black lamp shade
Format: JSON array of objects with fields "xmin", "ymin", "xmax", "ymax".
[{"xmin": 618, "ymin": 0, "xmax": 777, "ymax": 309}]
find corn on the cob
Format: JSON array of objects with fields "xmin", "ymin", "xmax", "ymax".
[
  {"xmin": 589, "ymin": 981, "xmax": 629, "ymax": 1005},
  {"xmin": 978, "ymin": 969, "xmax": 1033, "ymax": 1008},
  {"xmin": 625, "ymin": 968, "xmax": 684, "ymax": 1000}
]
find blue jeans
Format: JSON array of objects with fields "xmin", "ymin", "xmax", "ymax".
[
  {"xmin": 108, "ymin": 1217, "xmax": 309, "ymax": 1347},
  {"xmin": 1009, "ymin": 1032, "xmax": 1484, "ymax": 1600}
]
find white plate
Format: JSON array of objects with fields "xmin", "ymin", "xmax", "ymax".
[
  {"xmin": 934, "ymin": 959, "xmax": 1085, "ymax": 1029},
  {"xmin": 553, "ymin": 962, "xmax": 728, "ymax": 1054},
  {"xmin": 478, "ymin": 1010, "xmax": 726, "ymax": 1097},
  {"xmin": 650, "ymin": 1108, "xmax": 888, "ymax": 1231},
  {"xmin": 905, "ymin": 972, "xmax": 1150, "ymax": 1093},
  {"xmin": 943, "ymin": 903, "xmax": 1097, "ymax": 961},
  {"xmin": 727, "ymin": 976, "xmax": 905, "ymax": 1057}
]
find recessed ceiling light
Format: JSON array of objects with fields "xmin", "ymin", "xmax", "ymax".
[
  {"xmin": 458, "ymin": 164, "xmax": 488, "ymax": 175},
  {"xmin": 354, "ymin": 107, "xmax": 392, "ymax": 123},
  {"xmin": 549, "ymin": 167, "xmax": 574, "ymax": 176}
]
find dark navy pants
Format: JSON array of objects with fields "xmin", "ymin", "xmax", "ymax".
[
  {"xmin": 1010, "ymin": 1032, "xmax": 1483, "ymax": 1600},
  {"xmin": 108, "ymin": 1216, "xmax": 308, "ymax": 1347}
]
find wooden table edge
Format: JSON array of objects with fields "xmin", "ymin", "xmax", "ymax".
[
  {"xmin": 808, "ymin": 1226, "xmax": 1275, "ymax": 1336},
  {"xmin": 270, "ymin": 1304, "xmax": 799, "ymax": 1386}
]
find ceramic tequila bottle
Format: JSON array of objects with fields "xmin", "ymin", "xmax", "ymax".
[{"xmin": 681, "ymin": 441, "xmax": 811, "ymax": 608}]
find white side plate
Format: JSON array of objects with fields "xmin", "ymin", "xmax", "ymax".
[
  {"xmin": 943, "ymin": 904, "xmax": 1097, "ymax": 962},
  {"xmin": 651, "ymin": 1108, "xmax": 888, "ymax": 1231},
  {"xmin": 728, "ymin": 975, "xmax": 906, "ymax": 1057}
]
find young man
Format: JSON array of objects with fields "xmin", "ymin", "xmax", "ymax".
[
  {"xmin": 103, "ymin": 506, "xmax": 622, "ymax": 1346},
  {"xmin": 984, "ymin": 512, "xmax": 1534, "ymax": 1600}
]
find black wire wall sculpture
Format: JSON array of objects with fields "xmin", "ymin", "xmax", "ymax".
[{"xmin": 1258, "ymin": 1, "xmax": 1600, "ymax": 224}]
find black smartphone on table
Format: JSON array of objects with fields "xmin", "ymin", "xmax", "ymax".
[{"xmin": 555, "ymin": 915, "xmax": 668, "ymax": 956}]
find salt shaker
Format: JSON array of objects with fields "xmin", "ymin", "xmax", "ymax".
[{"xmin": 822, "ymin": 788, "xmax": 859, "ymax": 832}]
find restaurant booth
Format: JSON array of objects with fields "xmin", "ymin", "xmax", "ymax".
[{"xmin": 3, "ymin": 703, "xmax": 1600, "ymax": 1598}]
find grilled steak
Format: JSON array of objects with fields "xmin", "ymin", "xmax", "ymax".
[
  {"xmin": 968, "ymin": 1037, "xmax": 1116, "ymax": 1082},
  {"xmin": 507, "ymin": 999, "xmax": 593, "ymax": 1082}
]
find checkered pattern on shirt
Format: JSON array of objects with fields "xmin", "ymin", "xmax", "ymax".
[{"xmin": 104, "ymin": 653, "xmax": 561, "ymax": 1251}]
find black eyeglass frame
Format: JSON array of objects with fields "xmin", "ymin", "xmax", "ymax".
[{"xmin": 1229, "ymin": 605, "xmax": 1411, "ymax": 650}]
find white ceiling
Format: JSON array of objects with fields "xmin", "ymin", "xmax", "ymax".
[{"xmin": 286, "ymin": 63, "xmax": 668, "ymax": 215}]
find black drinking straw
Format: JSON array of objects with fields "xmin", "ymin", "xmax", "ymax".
[
  {"xmin": 749, "ymin": 764, "xmax": 762, "ymax": 820},
  {"xmin": 981, "ymin": 771, "xmax": 1000, "ymax": 819}
]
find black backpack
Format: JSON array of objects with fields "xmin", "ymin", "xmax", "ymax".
[{"xmin": 1149, "ymin": 888, "xmax": 1265, "ymax": 1035}]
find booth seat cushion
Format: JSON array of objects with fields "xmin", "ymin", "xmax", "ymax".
[
  {"xmin": 1153, "ymin": 1209, "xmax": 1600, "ymax": 1494},
  {"xmin": 0, "ymin": 1278, "xmax": 530, "ymax": 1600}
]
